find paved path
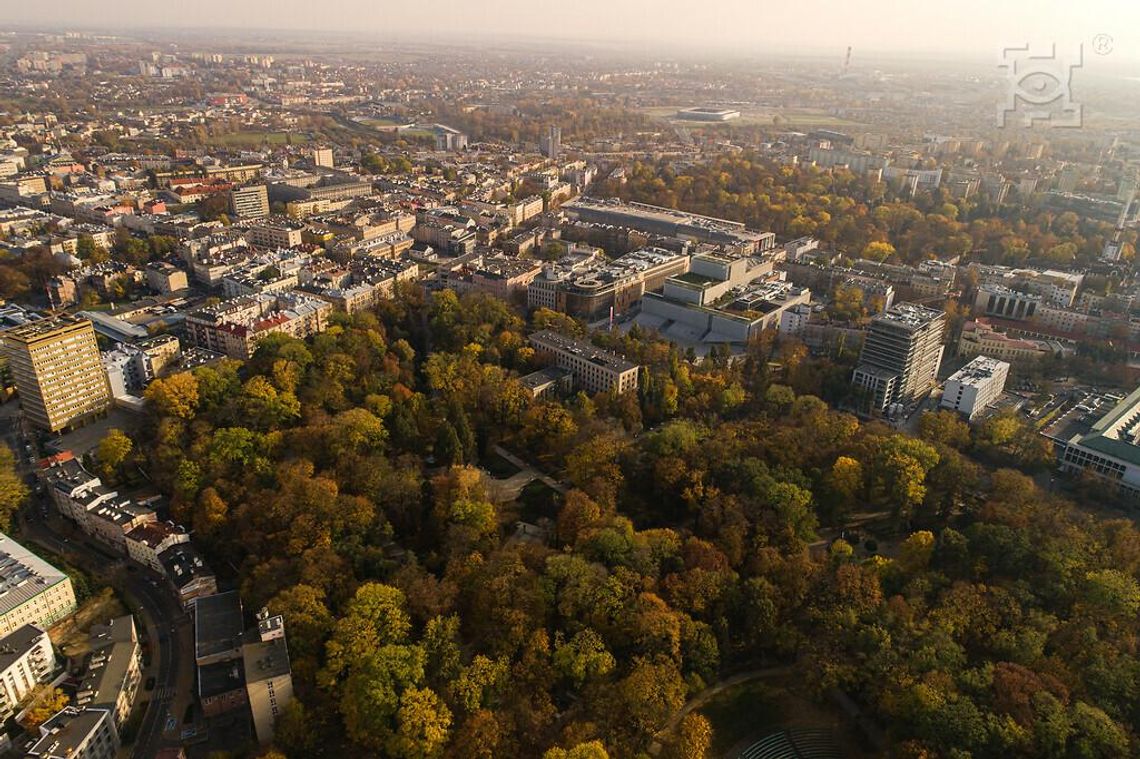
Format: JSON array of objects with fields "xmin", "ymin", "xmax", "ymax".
[
  {"xmin": 491, "ymin": 444, "xmax": 566, "ymax": 494},
  {"xmin": 658, "ymin": 665, "xmax": 797, "ymax": 738}
]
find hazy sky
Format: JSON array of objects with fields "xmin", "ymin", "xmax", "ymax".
[{"xmin": 7, "ymin": 0, "xmax": 1140, "ymax": 64}]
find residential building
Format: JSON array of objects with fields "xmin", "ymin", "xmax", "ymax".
[
  {"xmin": 529, "ymin": 330, "xmax": 639, "ymax": 395},
  {"xmin": 3, "ymin": 316, "xmax": 111, "ymax": 432},
  {"xmin": 0, "ymin": 625, "xmax": 55, "ymax": 720},
  {"xmin": 940, "ymin": 356, "xmax": 1010, "ymax": 420},
  {"xmin": 311, "ymin": 147, "xmax": 334, "ymax": 168},
  {"xmin": 229, "ymin": 185, "xmax": 270, "ymax": 220},
  {"xmin": 75, "ymin": 616, "xmax": 141, "ymax": 730},
  {"xmin": 0, "ymin": 533, "xmax": 76, "ymax": 636},
  {"xmin": 158, "ymin": 544, "xmax": 217, "ymax": 610},
  {"xmin": 145, "ymin": 263, "xmax": 188, "ymax": 294},
  {"xmin": 852, "ymin": 303, "xmax": 946, "ymax": 412},
  {"xmin": 248, "ymin": 217, "xmax": 306, "ymax": 249},
  {"xmin": 244, "ymin": 610, "xmax": 294, "ymax": 744},
  {"xmin": 540, "ymin": 125, "xmax": 562, "ymax": 160},
  {"xmin": 125, "ymin": 522, "xmax": 189, "ymax": 574},
  {"xmin": 25, "ymin": 706, "xmax": 118, "ymax": 759}
]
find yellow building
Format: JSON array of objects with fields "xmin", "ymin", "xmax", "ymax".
[{"xmin": 3, "ymin": 315, "xmax": 111, "ymax": 432}]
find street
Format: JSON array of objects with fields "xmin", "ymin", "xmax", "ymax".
[{"xmin": 18, "ymin": 500, "xmax": 195, "ymax": 758}]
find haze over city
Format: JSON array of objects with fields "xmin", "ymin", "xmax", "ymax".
[{"xmin": 8, "ymin": 0, "xmax": 1140, "ymax": 64}]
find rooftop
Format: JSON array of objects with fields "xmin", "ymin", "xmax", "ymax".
[
  {"xmin": 529, "ymin": 330, "xmax": 638, "ymax": 373},
  {"xmin": 194, "ymin": 591, "xmax": 243, "ymax": 661},
  {"xmin": 0, "ymin": 534, "xmax": 71, "ymax": 618},
  {"xmin": 946, "ymin": 355, "xmax": 1010, "ymax": 385},
  {"xmin": 874, "ymin": 302, "xmax": 945, "ymax": 329}
]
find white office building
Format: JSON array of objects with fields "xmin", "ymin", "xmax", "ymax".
[{"xmin": 940, "ymin": 356, "xmax": 1010, "ymax": 420}]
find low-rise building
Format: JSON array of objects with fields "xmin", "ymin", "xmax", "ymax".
[
  {"xmin": 529, "ymin": 330, "xmax": 639, "ymax": 396},
  {"xmin": 25, "ymin": 706, "xmax": 118, "ymax": 759},
  {"xmin": 940, "ymin": 356, "xmax": 1010, "ymax": 420},
  {"xmin": 0, "ymin": 534, "xmax": 76, "ymax": 637}
]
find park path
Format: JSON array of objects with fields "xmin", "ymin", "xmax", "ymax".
[
  {"xmin": 657, "ymin": 665, "xmax": 797, "ymax": 738},
  {"xmin": 491, "ymin": 444, "xmax": 567, "ymax": 495}
]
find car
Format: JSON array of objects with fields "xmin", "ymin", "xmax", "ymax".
[{"xmin": 145, "ymin": 676, "xmax": 156, "ymax": 691}]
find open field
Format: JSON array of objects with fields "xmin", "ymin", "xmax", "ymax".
[
  {"xmin": 640, "ymin": 105, "xmax": 866, "ymax": 129},
  {"xmin": 208, "ymin": 130, "xmax": 310, "ymax": 147}
]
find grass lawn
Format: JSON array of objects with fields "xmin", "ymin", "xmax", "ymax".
[
  {"xmin": 482, "ymin": 451, "xmax": 521, "ymax": 479},
  {"xmin": 699, "ymin": 677, "xmax": 870, "ymax": 758},
  {"xmin": 700, "ymin": 680, "xmax": 785, "ymax": 756},
  {"xmin": 209, "ymin": 131, "xmax": 309, "ymax": 148},
  {"xmin": 517, "ymin": 480, "xmax": 560, "ymax": 523}
]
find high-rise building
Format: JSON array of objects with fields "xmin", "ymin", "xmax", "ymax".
[
  {"xmin": 312, "ymin": 146, "xmax": 334, "ymax": 168},
  {"xmin": 3, "ymin": 315, "xmax": 111, "ymax": 432},
  {"xmin": 229, "ymin": 184, "xmax": 270, "ymax": 220},
  {"xmin": 540, "ymin": 125, "xmax": 562, "ymax": 160},
  {"xmin": 852, "ymin": 302, "xmax": 945, "ymax": 412}
]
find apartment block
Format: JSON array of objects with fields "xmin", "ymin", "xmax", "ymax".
[
  {"xmin": 25, "ymin": 706, "xmax": 118, "ymax": 759},
  {"xmin": 244, "ymin": 611, "xmax": 294, "ymax": 744},
  {"xmin": 75, "ymin": 616, "xmax": 141, "ymax": 731},
  {"xmin": 0, "ymin": 624, "xmax": 55, "ymax": 720},
  {"xmin": 3, "ymin": 316, "xmax": 111, "ymax": 432},
  {"xmin": 0, "ymin": 534, "xmax": 76, "ymax": 637},
  {"xmin": 229, "ymin": 185, "xmax": 270, "ymax": 220}
]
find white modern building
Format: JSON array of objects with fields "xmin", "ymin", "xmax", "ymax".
[
  {"xmin": 940, "ymin": 356, "xmax": 1010, "ymax": 420},
  {"xmin": 25, "ymin": 706, "xmax": 118, "ymax": 759}
]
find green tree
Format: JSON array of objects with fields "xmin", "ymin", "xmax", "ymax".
[{"xmin": 0, "ymin": 447, "xmax": 28, "ymax": 530}]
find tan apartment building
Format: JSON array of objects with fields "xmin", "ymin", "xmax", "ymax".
[{"xmin": 3, "ymin": 315, "xmax": 111, "ymax": 432}]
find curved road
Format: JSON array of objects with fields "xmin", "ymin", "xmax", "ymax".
[{"xmin": 19, "ymin": 510, "xmax": 191, "ymax": 758}]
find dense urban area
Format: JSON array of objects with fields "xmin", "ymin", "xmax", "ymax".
[{"xmin": 0, "ymin": 18, "xmax": 1135, "ymax": 759}]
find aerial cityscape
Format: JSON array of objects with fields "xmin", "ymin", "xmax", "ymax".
[{"xmin": 0, "ymin": 2, "xmax": 1137, "ymax": 758}]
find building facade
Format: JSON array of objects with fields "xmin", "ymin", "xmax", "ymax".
[
  {"xmin": 940, "ymin": 355, "xmax": 1010, "ymax": 420},
  {"xmin": 529, "ymin": 330, "xmax": 639, "ymax": 396},
  {"xmin": 852, "ymin": 303, "xmax": 946, "ymax": 412},
  {"xmin": 3, "ymin": 316, "xmax": 111, "ymax": 432}
]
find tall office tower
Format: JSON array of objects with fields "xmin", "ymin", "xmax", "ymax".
[
  {"xmin": 540, "ymin": 125, "xmax": 561, "ymax": 160},
  {"xmin": 851, "ymin": 302, "xmax": 946, "ymax": 412},
  {"xmin": 3, "ymin": 315, "xmax": 111, "ymax": 432},
  {"xmin": 312, "ymin": 146, "xmax": 334, "ymax": 168},
  {"xmin": 229, "ymin": 184, "xmax": 270, "ymax": 219}
]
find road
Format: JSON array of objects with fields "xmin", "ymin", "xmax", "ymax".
[{"xmin": 18, "ymin": 499, "xmax": 193, "ymax": 758}]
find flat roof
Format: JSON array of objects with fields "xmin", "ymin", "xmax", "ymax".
[
  {"xmin": 529, "ymin": 330, "xmax": 638, "ymax": 373},
  {"xmin": 243, "ymin": 636, "xmax": 291, "ymax": 682},
  {"xmin": 194, "ymin": 591, "xmax": 243, "ymax": 661},
  {"xmin": 0, "ymin": 534, "xmax": 71, "ymax": 618}
]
